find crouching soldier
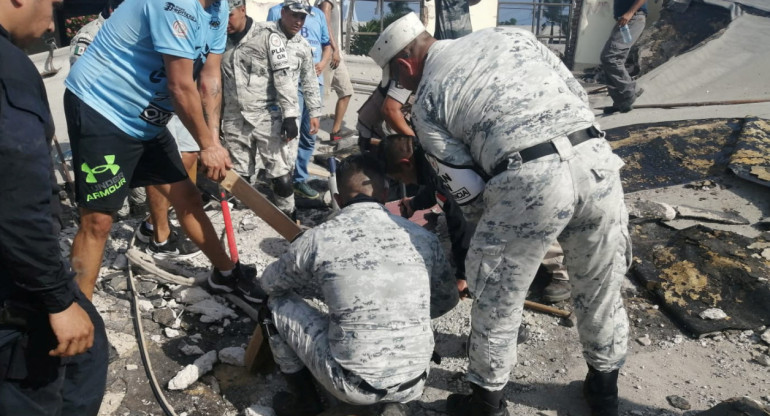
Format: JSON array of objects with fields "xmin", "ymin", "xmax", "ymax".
[
  {"xmin": 221, "ymin": 0, "xmax": 321, "ymax": 219},
  {"xmin": 260, "ymin": 154, "xmax": 459, "ymax": 415}
]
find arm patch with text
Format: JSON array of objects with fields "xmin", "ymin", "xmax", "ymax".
[{"xmin": 268, "ymin": 33, "xmax": 290, "ymax": 72}]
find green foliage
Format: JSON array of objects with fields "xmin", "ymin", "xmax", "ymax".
[
  {"xmin": 542, "ymin": 0, "xmax": 569, "ymax": 34},
  {"xmin": 499, "ymin": 17, "xmax": 518, "ymax": 26},
  {"xmin": 349, "ymin": 3, "xmax": 414, "ymax": 55}
]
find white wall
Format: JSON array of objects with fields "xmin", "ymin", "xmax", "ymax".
[
  {"xmin": 470, "ymin": 0, "xmax": 499, "ymax": 30},
  {"xmin": 246, "ymin": 0, "xmax": 281, "ymax": 22}
]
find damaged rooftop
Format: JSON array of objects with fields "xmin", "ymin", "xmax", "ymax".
[{"xmin": 27, "ymin": 0, "xmax": 770, "ymax": 414}]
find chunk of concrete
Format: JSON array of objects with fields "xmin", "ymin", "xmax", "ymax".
[
  {"xmin": 152, "ymin": 308, "xmax": 176, "ymax": 327},
  {"xmin": 626, "ymin": 198, "xmax": 677, "ymax": 221},
  {"xmin": 761, "ymin": 329, "xmax": 770, "ymax": 345},
  {"xmin": 187, "ymin": 299, "xmax": 238, "ymax": 321},
  {"xmin": 179, "ymin": 343, "xmax": 205, "ymax": 356},
  {"xmin": 699, "ymin": 308, "xmax": 728, "ymax": 320},
  {"xmin": 674, "ymin": 205, "xmax": 750, "ymax": 225},
  {"xmin": 218, "ymin": 346, "xmax": 246, "ymax": 367},
  {"xmin": 173, "ymin": 286, "xmax": 212, "ymax": 304},
  {"xmin": 168, "ymin": 350, "xmax": 217, "ymax": 391}
]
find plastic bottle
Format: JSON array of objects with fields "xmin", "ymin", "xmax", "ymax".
[{"xmin": 620, "ymin": 24, "xmax": 632, "ymax": 44}]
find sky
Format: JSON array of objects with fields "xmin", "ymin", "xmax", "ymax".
[{"xmin": 347, "ymin": 1, "xmax": 568, "ymax": 27}]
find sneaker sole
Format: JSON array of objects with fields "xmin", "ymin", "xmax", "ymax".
[
  {"xmin": 294, "ymin": 191, "xmax": 320, "ymax": 200},
  {"xmin": 134, "ymin": 229, "xmax": 152, "ymax": 244},
  {"xmin": 207, "ymin": 276, "xmax": 235, "ymax": 293},
  {"xmin": 238, "ymin": 292, "xmax": 265, "ymax": 304},
  {"xmin": 144, "ymin": 247, "xmax": 202, "ymax": 261}
]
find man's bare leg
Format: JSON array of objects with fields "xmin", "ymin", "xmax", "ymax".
[
  {"xmin": 71, "ymin": 208, "xmax": 114, "ymax": 299},
  {"xmin": 154, "ymin": 179, "xmax": 234, "ymax": 271},
  {"xmin": 331, "ymin": 95, "xmax": 351, "ymax": 134},
  {"xmin": 145, "ymin": 152, "xmax": 199, "ymax": 243}
]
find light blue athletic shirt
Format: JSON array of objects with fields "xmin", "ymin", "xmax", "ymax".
[
  {"xmin": 65, "ymin": 0, "xmax": 228, "ymax": 139},
  {"xmin": 266, "ymin": 5, "xmax": 329, "ymax": 85}
]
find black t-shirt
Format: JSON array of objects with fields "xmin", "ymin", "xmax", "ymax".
[{"xmin": 613, "ymin": 0, "xmax": 647, "ymax": 19}]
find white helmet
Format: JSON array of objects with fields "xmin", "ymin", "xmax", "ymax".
[{"xmin": 368, "ymin": 12, "xmax": 426, "ymax": 87}]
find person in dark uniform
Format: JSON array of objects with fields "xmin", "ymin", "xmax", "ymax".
[{"xmin": 0, "ymin": 0, "xmax": 108, "ymax": 415}]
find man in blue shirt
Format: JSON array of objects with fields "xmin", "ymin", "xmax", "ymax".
[
  {"xmin": 268, "ymin": 1, "xmax": 332, "ymax": 199},
  {"xmin": 65, "ymin": 0, "xmax": 263, "ymax": 303}
]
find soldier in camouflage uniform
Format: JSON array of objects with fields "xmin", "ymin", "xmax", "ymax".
[
  {"xmin": 370, "ymin": 14, "xmax": 631, "ymax": 416},
  {"xmin": 221, "ymin": 0, "xmax": 321, "ymax": 217},
  {"xmin": 260, "ymin": 153, "xmax": 458, "ymax": 415}
]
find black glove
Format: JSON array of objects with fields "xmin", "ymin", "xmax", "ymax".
[{"xmin": 281, "ymin": 117, "xmax": 298, "ymax": 139}]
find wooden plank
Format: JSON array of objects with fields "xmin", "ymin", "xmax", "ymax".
[
  {"xmin": 243, "ymin": 324, "xmax": 272, "ymax": 373},
  {"xmin": 220, "ymin": 170, "xmax": 302, "ymax": 242}
]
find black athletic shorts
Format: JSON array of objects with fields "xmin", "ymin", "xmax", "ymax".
[{"xmin": 63, "ymin": 89, "xmax": 187, "ymax": 212}]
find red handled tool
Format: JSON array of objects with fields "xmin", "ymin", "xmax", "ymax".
[{"xmin": 220, "ymin": 190, "xmax": 239, "ymax": 263}]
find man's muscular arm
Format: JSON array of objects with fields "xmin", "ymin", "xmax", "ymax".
[
  {"xmin": 164, "ymin": 54, "xmax": 232, "ymax": 181},
  {"xmin": 199, "ymin": 52, "xmax": 224, "ymax": 150}
]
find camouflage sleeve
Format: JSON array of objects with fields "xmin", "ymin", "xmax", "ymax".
[
  {"xmin": 69, "ymin": 31, "xmax": 93, "ymax": 67},
  {"xmin": 413, "ymin": 106, "xmax": 474, "ymax": 167},
  {"xmin": 534, "ymin": 37, "xmax": 589, "ymax": 105},
  {"xmin": 268, "ymin": 32, "xmax": 299, "ymax": 119},
  {"xmin": 427, "ymin": 236, "xmax": 458, "ymax": 319},
  {"xmin": 260, "ymin": 232, "xmax": 315, "ymax": 296},
  {"xmin": 299, "ymin": 44, "xmax": 322, "ymax": 119}
]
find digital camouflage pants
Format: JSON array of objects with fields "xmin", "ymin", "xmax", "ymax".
[
  {"xmin": 221, "ymin": 108, "xmax": 298, "ymax": 213},
  {"xmin": 267, "ymin": 293, "xmax": 426, "ymax": 405},
  {"xmin": 466, "ymin": 134, "xmax": 631, "ymax": 391}
]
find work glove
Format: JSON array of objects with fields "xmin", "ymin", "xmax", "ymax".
[{"xmin": 281, "ymin": 117, "xmax": 298, "ymax": 140}]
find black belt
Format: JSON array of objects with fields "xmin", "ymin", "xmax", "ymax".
[
  {"xmin": 352, "ymin": 371, "xmax": 427, "ymax": 396},
  {"xmin": 491, "ymin": 126, "xmax": 602, "ymax": 177}
]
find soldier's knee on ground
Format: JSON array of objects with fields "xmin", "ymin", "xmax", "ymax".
[{"xmin": 272, "ymin": 174, "xmax": 293, "ymax": 198}]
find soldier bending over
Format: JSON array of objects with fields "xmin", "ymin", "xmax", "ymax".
[{"xmin": 260, "ymin": 154, "xmax": 458, "ymax": 415}]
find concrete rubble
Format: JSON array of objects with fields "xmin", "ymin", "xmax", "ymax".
[
  {"xmin": 168, "ymin": 350, "xmax": 218, "ymax": 391},
  {"xmin": 218, "ymin": 346, "xmax": 246, "ymax": 367},
  {"xmin": 187, "ymin": 298, "xmax": 239, "ymax": 321},
  {"xmin": 699, "ymin": 308, "xmax": 728, "ymax": 320}
]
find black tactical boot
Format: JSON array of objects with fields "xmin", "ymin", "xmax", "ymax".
[
  {"xmin": 583, "ymin": 365, "xmax": 619, "ymax": 416},
  {"xmin": 273, "ymin": 367, "xmax": 324, "ymax": 416},
  {"xmin": 446, "ymin": 383, "xmax": 509, "ymax": 416}
]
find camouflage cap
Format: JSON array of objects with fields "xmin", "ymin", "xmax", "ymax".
[
  {"xmin": 229, "ymin": 0, "xmax": 245, "ymax": 11},
  {"xmin": 283, "ymin": 0, "xmax": 313, "ymax": 15}
]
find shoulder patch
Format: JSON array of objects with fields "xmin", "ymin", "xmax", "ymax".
[
  {"xmin": 173, "ymin": 20, "xmax": 189, "ymax": 38},
  {"xmin": 268, "ymin": 33, "xmax": 290, "ymax": 71},
  {"xmin": 72, "ymin": 39, "xmax": 91, "ymax": 56}
]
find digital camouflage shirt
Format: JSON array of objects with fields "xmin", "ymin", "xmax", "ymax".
[
  {"xmin": 260, "ymin": 200, "xmax": 456, "ymax": 389},
  {"xmin": 411, "ymin": 27, "xmax": 594, "ymax": 176},
  {"xmin": 221, "ymin": 20, "xmax": 321, "ymax": 120},
  {"xmin": 69, "ymin": 13, "xmax": 106, "ymax": 67}
]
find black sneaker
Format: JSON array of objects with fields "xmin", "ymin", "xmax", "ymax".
[
  {"xmin": 208, "ymin": 262, "xmax": 267, "ymax": 303},
  {"xmin": 134, "ymin": 220, "xmax": 154, "ymax": 244},
  {"xmin": 145, "ymin": 231, "xmax": 201, "ymax": 260},
  {"xmin": 293, "ymin": 182, "xmax": 319, "ymax": 199}
]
